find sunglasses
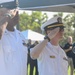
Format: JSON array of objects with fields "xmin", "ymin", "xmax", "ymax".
[
  {"xmin": 59, "ymin": 27, "xmax": 64, "ymax": 31},
  {"xmin": 46, "ymin": 27, "xmax": 64, "ymax": 31}
]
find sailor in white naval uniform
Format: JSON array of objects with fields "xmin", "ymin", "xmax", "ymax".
[
  {"xmin": 30, "ymin": 16, "xmax": 68, "ymax": 75},
  {"xmin": 0, "ymin": 8, "xmax": 28, "ymax": 75}
]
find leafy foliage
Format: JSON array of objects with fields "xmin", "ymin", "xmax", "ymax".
[{"xmin": 19, "ymin": 11, "xmax": 48, "ymax": 33}]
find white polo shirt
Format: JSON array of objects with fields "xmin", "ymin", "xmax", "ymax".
[
  {"xmin": 0, "ymin": 29, "xmax": 28, "ymax": 75},
  {"xmin": 38, "ymin": 42, "xmax": 68, "ymax": 75}
]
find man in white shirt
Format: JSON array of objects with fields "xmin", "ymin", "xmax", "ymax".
[
  {"xmin": 0, "ymin": 8, "xmax": 28, "ymax": 75},
  {"xmin": 30, "ymin": 16, "xmax": 68, "ymax": 75}
]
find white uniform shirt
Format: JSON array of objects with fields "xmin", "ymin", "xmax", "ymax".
[
  {"xmin": 38, "ymin": 42, "xmax": 68, "ymax": 75},
  {"xmin": 0, "ymin": 29, "xmax": 28, "ymax": 75}
]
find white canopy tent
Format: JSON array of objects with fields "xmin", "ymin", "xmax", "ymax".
[{"xmin": 22, "ymin": 29, "xmax": 44, "ymax": 41}]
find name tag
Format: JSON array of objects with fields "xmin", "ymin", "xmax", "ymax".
[{"xmin": 50, "ymin": 55, "xmax": 55, "ymax": 58}]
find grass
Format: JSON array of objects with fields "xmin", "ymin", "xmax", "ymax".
[
  {"xmin": 68, "ymin": 66, "xmax": 75, "ymax": 75},
  {"xmin": 28, "ymin": 64, "xmax": 75, "ymax": 75},
  {"xmin": 27, "ymin": 64, "xmax": 36, "ymax": 75}
]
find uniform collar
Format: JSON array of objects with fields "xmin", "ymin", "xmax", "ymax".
[{"xmin": 5, "ymin": 28, "xmax": 16, "ymax": 34}]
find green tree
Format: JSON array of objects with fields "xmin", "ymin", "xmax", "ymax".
[{"xmin": 19, "ymin": 11, "xmax": 48, "ymax": 33}]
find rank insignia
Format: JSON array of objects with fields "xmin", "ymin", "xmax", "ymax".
[
  {"xmin": 50, "ymin": 55, "xmax": 55, "ymax": 58},
  {"xmin": 22, "ymin": 40, "xmax": 26, "ymax": 46},
  {"xmin": 57, "ymin": 17, "xmax": 62, "ymax": 23}
]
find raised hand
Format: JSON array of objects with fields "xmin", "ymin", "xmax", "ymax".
[
  {"xmin": 0, "ymin": 8, "xmax": 18, "ymax": 39},
  {"xmin": 0, "ymin": 8, "xmax": 8, "ymax": 19},
  {"xmin": 48, "ymin": 27, "xmax": 60, "ymax": 40},
  {"xmin": 7, "ymin": 9, "xmax": 18, "ymax": 19}
]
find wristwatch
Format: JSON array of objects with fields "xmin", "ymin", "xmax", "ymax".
[
  {"xmin": 5, "ymin": 13, "xmax": 13, "ymax": 19},
  {"xmin": 44, "ymin": 35, "xmax": 50, "ymax": 41}
]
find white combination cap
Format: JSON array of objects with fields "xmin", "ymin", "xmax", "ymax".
[{"xmin": 41, "ymin": 16, "xmax": 64, "ymax": 31}]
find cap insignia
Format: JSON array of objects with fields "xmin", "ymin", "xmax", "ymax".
[{"xmin": 57, "ymin": 17, "xmax": 62, "ymax": 23}]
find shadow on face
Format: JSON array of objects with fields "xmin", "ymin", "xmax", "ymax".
[{"xmin": 8, "ymin": 11, "xmax": 19, "ymax": 27}]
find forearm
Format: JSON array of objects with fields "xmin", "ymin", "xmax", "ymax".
[
  {"xmin": 64, "ymin": 49, "xmax": 71, "ymax": 53},
  {"xmin": 30, "ymin": 39, "xmax": 48, "ymax": 59},
  {"xmin": 0, "ymin": 16, "xmax": 10, "ymax": 39},
  {"xmin": 30, "ymin": 27, "xmax": 60, "ymax": 59}
]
